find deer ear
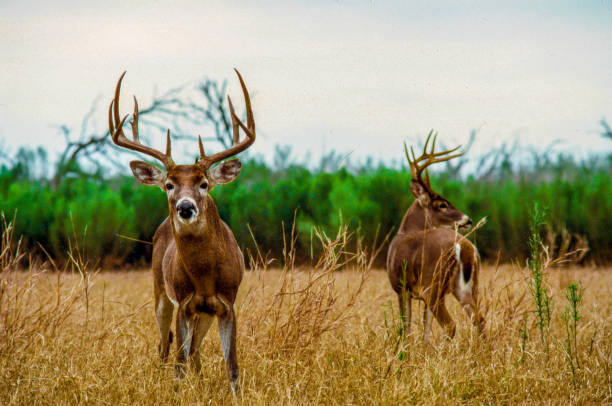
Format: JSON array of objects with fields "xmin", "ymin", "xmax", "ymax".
[
  {"xmin": 410, "ymin": 180, "xmax": 431, "ymax": 207},
  {"xmin": 209, "ymin": 159, "xmax": 241, "ymax": 185},
  {"xmin": 129, "ymin": 161, "xmax": 165, "ymax": 186}
]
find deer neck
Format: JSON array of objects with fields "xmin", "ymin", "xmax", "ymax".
[
  {"xmin": 170, "ymin": 196, "xmax": 224, "ymax": 271},
  {"xmin": 398, "ymin": 202, "xmax": 431, "ymax": 235}
]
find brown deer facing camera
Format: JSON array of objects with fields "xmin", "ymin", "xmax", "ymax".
[
  {"xmin": 386, "ymin": 133, "xmax": 484, "ymax": 342},
  {"xmin": 108, "ymin": 69, "xmax": 255, "ymax": 395}
]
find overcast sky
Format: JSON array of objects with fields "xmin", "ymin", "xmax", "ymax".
[{"xmin": 1, "ymin": 0, "xmax": 611, "ymax": 167}]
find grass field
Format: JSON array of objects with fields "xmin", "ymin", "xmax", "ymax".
[{"xmin": 0, "ymin": 263, "xmax": 610, "ymax": 405}]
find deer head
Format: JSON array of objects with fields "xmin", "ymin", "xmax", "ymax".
[
  {"xmin": 109, "ymin": 70, "xmax": 255, "ymax": 235},
  {"xmin": 405, "ymin": 132, "xmax": 472, "ymax": 230}
]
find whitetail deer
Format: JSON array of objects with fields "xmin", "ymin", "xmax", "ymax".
[
  {"xmin": 108, "ymin": 69, "xmax": 255, "ymax": 395},
  {"xmin": 386, "ymin": 133, "xmax": 484, "ymax": 342}
]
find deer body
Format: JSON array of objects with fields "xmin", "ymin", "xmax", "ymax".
[
  {"xmin": 153, "ymin": 198, "xmax": 243, "ymax": 314},
  {"xmin": 153, "ymin": 202, "xmax": 242, "ymax": 385},
  {"xmin": 386, "ymin": 134, "xmax": 484, "ymax": 341},
  {"xmin": 108, "ymin": 70, "xmax": 256, "ymax": 396}
]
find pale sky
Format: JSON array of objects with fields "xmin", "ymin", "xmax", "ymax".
[{"xmin": 1, "ymin": 0, "xmax": 611, "ymax": 168}]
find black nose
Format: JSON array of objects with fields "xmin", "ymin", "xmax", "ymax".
[
  {"xmin": 466, "ymin": 218, "xmax": 473, "ymax": 226},
  {"xmin": 177, "ymin": 201, "xmax": 195, "ymax": 219}
]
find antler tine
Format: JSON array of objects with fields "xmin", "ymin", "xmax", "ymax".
[
  {"xmin": 412, "ymin": 131, "xmax": 462, "ymax": 164},
  {"xmin": 199, "ymin": 69, "xmax": 256, "ymax": 169},
  {"xmin": 112, "ymin": 72, "xmax": 127, "ymax": 134},
  {"xmin": 404, "ymin": 131, "xmax": 465, "ymax": 192},
  {"xmin": 429, "ymin": 132, "xmax": 438, "ymax": 155},
  {"xmin": 108, "ymin": 72, "xmax": 175, "ymax": 170},
  {"xmin": 198, "ymin": 135, "xmax": 205, "ymax": 157},
  {"xmin": 227, "ymin": 95, "xmax": 240, "ymax": 145},
  {"xmin": 235, "ymin": 68, "xmax": 255, "ymax": 134},
  {"xmin": 131, "ymin": 96, "xmax": 139, "ymax": 142},
  {"xmin": 422, "ymin": 130, "xmax": 434, "ymax": 156},
  {"xmin": 424, "ymin": 168, "xmax": 431, "ymax": 189},
  {"xmin": 108, "ymin": 99, "xmax": 119, "ymax": 139},
  {"xmin": 165, "ymin": 129, "xmax": 172, "ymax": 158},
  {"xmin": 404, "ymin": 142, "xmax": 417, "ymax": 178},
  {"xmin": 108, "ymin": 99, "xmax": 129, "ymax": 145}
]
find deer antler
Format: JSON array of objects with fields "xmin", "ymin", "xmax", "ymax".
[
  {"xmin": 108, "ymin": 72, "xmax": 175, "ymax": 170},
  {"xmin": 404, "ymin": 130, "xmax": 463, "ymax": 194},
  {"xmin": 197, "ymin": 69, "xmax": 256, "ymax": 170}
]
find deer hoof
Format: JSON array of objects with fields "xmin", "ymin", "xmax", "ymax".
[{"xmin": 230, "ymin": 376, "xmax": 241, "ymax": 398}]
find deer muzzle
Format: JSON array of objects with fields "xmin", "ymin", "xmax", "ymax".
[
  {"xmin": 176, "ymin": 197, "xmax": 198, "ymax": 224},
  {"xmin": 457, "ymin": 215, "xmax": 473, "ymax": 229}
]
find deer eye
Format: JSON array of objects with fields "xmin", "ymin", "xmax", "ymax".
[
  {"xmin": 200, "ymin": 181, "xmax": 208, "ymax": 190},
  {"xmin": 438, "ymin": 202, "xmax": 448, "ymax": 209},
  {"xmin": 165, "ymin": 183, "xmax": 174, "ymax": 191}
]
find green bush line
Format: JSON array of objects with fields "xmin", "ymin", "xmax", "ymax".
[{"xmin": 1, "ymin": 160, "xmax": 611, "ymax": 267}]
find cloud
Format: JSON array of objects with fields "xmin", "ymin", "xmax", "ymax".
[{"xmin": 1, "ymin": 0, "xmax": 611, "ymax": 164}]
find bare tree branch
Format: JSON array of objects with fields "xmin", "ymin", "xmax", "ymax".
[
  {"xmin": 52, "ymin": 76, "xmax": 238, "ymax": 185},
  {"xmin": 441, "ymin": 129, "xmax": 477, "ymax": 178},
  {"xmin": 601, "ymin": 118, "xmax": 612, "ymax": 140}
]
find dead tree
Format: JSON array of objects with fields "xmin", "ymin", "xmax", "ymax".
[
  {"xmin": 53, "ymin": 77, "xmax": 237, "ymax": 186},
  {"xmin": 601, "ymin": 118, "xmax": 612, "ymax": 141}
]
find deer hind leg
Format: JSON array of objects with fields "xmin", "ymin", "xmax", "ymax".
[
  {"xmin": 459, "ymin": 301, "xmax": 485, "ymax": 337},
  {"xmin": 453, "ymin": 246, "xmax": 485, "ymax": 337},
  {"xmin": 217, "ymin": 301, "xmax": 240, "ymax": 397},
  {"xmin": 454, "ymin": 289, "xmax": 485, "ymax": 337},
  {"xmin": 471, "ymin": 286, "xmax": 486, "ymax": 337},
  {"xmin": 155, "ymin": 293, "xmax": 175, "ymax": 363},
  {"xmin": 398, "ymin": 290, "xmax": 412, "ymax": 337},
  {"xmin": 189, "ymin": 313, "xmax": 214, "ymax": 373},
  {"xmin": 427, "ymin": 300, "xmax": 456, "ymax": 340}
]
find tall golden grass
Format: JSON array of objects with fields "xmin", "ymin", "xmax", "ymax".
[{"xmin": 0, "ymin": 217, "xmax": 610, "ymax": 404}]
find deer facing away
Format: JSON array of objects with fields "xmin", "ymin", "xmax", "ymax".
[
  {"xmin": 386, "ymin": 133, "xmax": 485, "ymax": 342},
  {"xmin": 108, "ymin": 69, "xmax": 256, "ymax": 395}
]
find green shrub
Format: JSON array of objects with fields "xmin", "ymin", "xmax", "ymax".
[{"xmin": 1, "ymin": 156, "xmax": 611, "ymax": 266}]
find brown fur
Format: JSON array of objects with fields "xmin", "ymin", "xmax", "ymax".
[
  {"xmin": 387, "ymin": 167, "xmax": 484, "ymax": 342},
  {"xmin": 137, "ymin": 162, "xmax": 245, "ymax": 395},
  {"xmin": 108, "ymin": 70, "xmax": 256, "ymax": 396},
  {"xmin": 152, "ymin": 183, "xmax": 242, "ymax": 375}
]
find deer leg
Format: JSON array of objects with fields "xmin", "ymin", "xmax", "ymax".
[
  {"xmin": 461, "ymin": 303, "xmax": 485, "ymax": 337},
  {"xmin": 470, "ymin": 283, "xmax": 486, "ymax": 337},
  {"xmin": 218, "ymin": 305, "xmax": 240, "ymax": 397},
  {"xmin": 454, "ymin": 292, "xmax": 486, "ymax": 338},
  {"xmin": 398, "ymin": 291, "xmax": 411, "ymax": 336},
  {"xmin": 175, "ymin": 306, "xmax": 194, "ymax": 378},
  {"xmin": 189, "ymin": 313, "xmax": 214, "ymax": 373},
  {"xmin": 430, "ymin": 301, "xmax": 456, "ymax": 340},
  {"xmin": 422, "ymin": 305, "xmax": 434, "ymax": 343},
  {"xmin": 155, "ymin": 293, "xmax": 174, "ymax": 363}
]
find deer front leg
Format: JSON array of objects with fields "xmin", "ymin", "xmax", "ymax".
[
  {"xmin": 431, "ymin": 301, "xmax": 456, "ymax": 340},
  {"xmin": 155, "ymin": 293, "xmax": 174, "ymax": 363},
  {"xmin": 189, "ymin": 313, "xmax": 214, "ymax": 373},
  {"xmin": 423, "ymin": 306, "xmax": 434, "ymax": 343},
  {"xmin": 218, "ymin": 305, "xmax": 240, "ymax": 396},
  {"xmin": 175, "ymin": 306, "xmax": 195, "ymax": 378}
]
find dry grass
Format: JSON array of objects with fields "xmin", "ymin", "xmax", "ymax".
[
  {"xmin": 1, "ymin": 211, "xmax": 609, "ymax": 404},
  {"xmin": 0, "ymin": 263, "xmax": 610, "ymax": 405}
]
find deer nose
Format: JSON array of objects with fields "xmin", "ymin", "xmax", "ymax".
[
  {"xmin": 177, "ymin": 200, "xmax": 196, "ymax": 220},
  {"xmin": 458, "ymin": 215, "xmax": 472, "ymax": 229}
]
